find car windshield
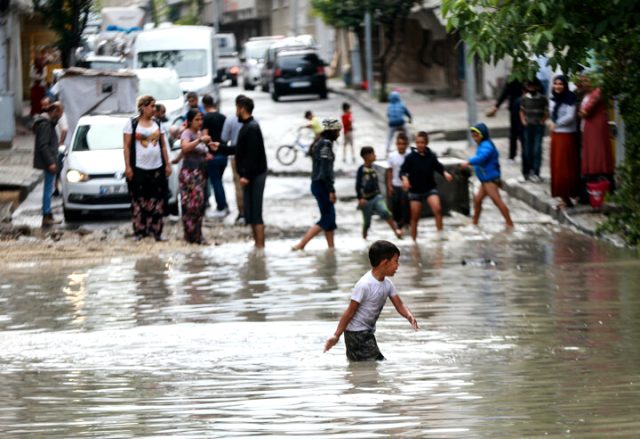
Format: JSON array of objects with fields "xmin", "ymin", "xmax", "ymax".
[
  {"xmin": 77, "ymin": 60, "xmax": 126, "ymax": 70},
  {"xmin": 72, "ymin": 123, "xmax": 125, "ymax": 151},
  {"xmin": 278, "ymin": 53, "xmax": 320, "ymax": 69},
  {"xmin": 217, "ymin": 37, "xmax": 236, "ymax": 56},
  {"xmin": 244, "ymin": 41, "xmax": 272, "ymax": 60},
  {"xmin": 138, "ymin": 76, "xmax": 181, "ymax": 100},
  {"xmin": 137, "ymin": 50, "xmax": 206, "ymax": 78}
]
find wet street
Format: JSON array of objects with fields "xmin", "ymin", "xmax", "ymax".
[{"xmin": 2, "ymin": 86, "xmax": 640, "ymax": 437}]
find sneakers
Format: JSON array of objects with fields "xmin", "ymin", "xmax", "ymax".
[
  {"xmin": 211, "ymin": 207, "xmax": 230, "ymax": 218},
  {"xmin": 235, "ymin": 214, "xmax": 245, "ymax": 225},
  {"xmin": 529, "ymin": 175, "xmax": 543, "ymax": 183},
  {"xmin": 41, "ymin": 213, "xmax": 62, "ymax": 227}
]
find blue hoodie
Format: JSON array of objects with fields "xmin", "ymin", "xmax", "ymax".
[
  {"xmin": 387, "ymin": 91, "xmax": 412, "ymax": 127},
  {"xmin": 469, "ymin": 123, "xmax": 501, "ymax": 182}
]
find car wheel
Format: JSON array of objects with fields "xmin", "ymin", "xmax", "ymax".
[
  {"xmin": 63, "ymin": 208, "xmax": 82, "ymax": 222},
  {"xmin": 244, "ymin": 82, "xmax": 254, "ymax": 91},
  {"xmin": 319, "ymin": 89, "xmax": 328, "ymax": 99},
  {"xmin": 261, "ymin": 82, "xmax": 268, "ymax": 92},
  {"xmin": 231, "ymin": 77, "xmax": 238, "ymax": 87},
  {"xmin": 271, "ymin": 91, "xmax": 279, "ymax": 102}
]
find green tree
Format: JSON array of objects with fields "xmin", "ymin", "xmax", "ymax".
[
  {"xmin": 33, "ymin": 0, "xmax": 92, "ymax": 67},
  {"xmin": 311, "ymin": 0, "xmax": 421, "ymax": 101},
  {"xmin": 442, "ymin": 0, "xmax": 640, "ymax": 246}
]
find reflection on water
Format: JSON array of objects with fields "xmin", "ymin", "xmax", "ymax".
[{"xmin": 1, "ymin": 229, "xmax": 640, "ymax": 437}]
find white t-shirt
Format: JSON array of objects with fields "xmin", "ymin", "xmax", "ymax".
[
  {"xmin": 346, "ymin": 270, "xmax": 397, "ymax": 332},
  {"xmin": 387, "ymin": 150, "xmax": 409, "ymax": 187},
  {"xmin": 124, "ymin": 119, "xmax": 164, "ymax": 170}
]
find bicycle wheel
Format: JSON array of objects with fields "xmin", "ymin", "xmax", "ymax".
[{"xmin": 276, "ymin": 145, "xmax": 297, "ymax": 166}]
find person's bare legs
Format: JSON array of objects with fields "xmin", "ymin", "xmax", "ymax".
[
  {"xmin": 293, "ymin": 224, "xmax": 322, "ymax": 250},
  {"xmin": 386, "ymin": 217, "xmax": 403, "ymax": 238},
  {"xmin": 427, "ymin": 194, "xmax": 443, "ymax": 231},
  {"xmin": 253, "ymin": 224, "xmax": 265, "ymax": 248},
  {"xmin": 409, "ymin": 200, "xmax": 422, "ymax": 241},
  {"xmin": 472, "ymin": 184, "xmax": 487, "ymax": 225},
  {"xmin": 484, "ymin": 182, "xmax": 514, "ymax": 228},
  {"xmin": 324, "ymin": 230, "xmax": 334, "ymax": 248}
]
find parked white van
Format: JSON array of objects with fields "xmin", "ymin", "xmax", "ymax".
[{"xmin": 133, "ymin": 25, "xmax": 220, "ymax": 103}]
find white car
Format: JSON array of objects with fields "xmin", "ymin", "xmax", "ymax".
[
  {"xmin": 61, "ymin": 114, "xmax": 181, "ymax": 221},
  {"xmin": 135, "ymin": 68, "xmax": 183, "ymax": 125}
]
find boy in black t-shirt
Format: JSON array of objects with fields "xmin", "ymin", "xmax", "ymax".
[
  {"xmin": 400, "ymin": 131, "xmax": 453, "ymax": 240},
  {"xmin": 356, "ymin": 147, "xmax": 403, "ymax": 239}
]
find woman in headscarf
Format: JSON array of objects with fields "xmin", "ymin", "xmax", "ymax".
[
  {"xmin": 578, "ymin": 75, "xmax": 615, "ymax": 189},
  {"xmin": 461, "ymin": 123, "xmax": 514, "ymax": 228},
  {"xmin": 179, "ymin": 109, "xmax": 213, "ymax": 244},
  {"xmin": 549, "ymin": 75, "xmax": 580, "ymax": 209}
]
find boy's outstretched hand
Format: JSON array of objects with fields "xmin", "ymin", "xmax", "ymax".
[
  {"xmin": 324, "ymin": 335, "xmax": 339, "ymax": 353},
  {"xmin": 407, "ymin": 314, "xmax": 420, "ymax": 331}
]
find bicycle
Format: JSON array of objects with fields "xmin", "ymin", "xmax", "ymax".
[{"xmin": 276, "ymin": 129, "xmax": 315, "ymax": 166}]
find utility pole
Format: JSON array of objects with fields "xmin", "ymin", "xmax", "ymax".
[
  {"xmin": 464, "ymin": 42, "xmax": 477, "ymax": 147},
  {"xmin": 364, "ymin": 11, "xmax": 374, "ymax": 98},
  {"xmin": 291, "ymin": 0, "xmax": 298, "ymax": 36}
]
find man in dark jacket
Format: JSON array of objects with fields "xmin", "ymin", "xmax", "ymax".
[
  {"xmin": 213, "ymin": 96, "xmax": 267, "ymax": 247},
  {"xmin": 33, "ymin": 102, "xmax": 64, "ymax": 226}
]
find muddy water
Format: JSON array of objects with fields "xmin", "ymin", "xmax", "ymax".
[{"xmin": 1, "ymin": 227, "xmax": 640, "ymax": 437}]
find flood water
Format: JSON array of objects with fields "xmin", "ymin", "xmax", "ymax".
[{"xmin": 1, "ymin": 219, "xmax": 640, "ymax": 437}]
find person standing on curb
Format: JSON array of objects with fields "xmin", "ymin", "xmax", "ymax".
[
  {"xmin": 33, "ymin": 101, "xmax": 64, "ymax": 227},
  {"xmin": 520, "ymin": 79, "xmax": 548, "ymax": 182},
  {"xmin": 213, "ymin": 96, "xmax": 268, "ymax": 248},
  {"xmin": 486, "ymin": 77, "xmax": 523, "ymax": 163}
]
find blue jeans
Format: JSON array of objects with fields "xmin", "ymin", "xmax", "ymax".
[
  {"xmin": 522, "ymin": 124, "xmax": 544, "ymax": 177},
  {"xmin": 42, "ymin": 170, "xmax": 55, "ymax": 215},
  {"xmin": 207, "ymin": 155, "xmax": 228, "ymax": 211},
  {"xmin": 311, "ymin": 180, "xmax": 336, "ymax": 231}
]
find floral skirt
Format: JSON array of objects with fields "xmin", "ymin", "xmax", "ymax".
[
  {"xmin": 128, "ymin": 167, "xmax": 166, "ymax": 239},
  {"xmin": 179, "ymin": 167, "xmax": 207, "ymax": 243}
]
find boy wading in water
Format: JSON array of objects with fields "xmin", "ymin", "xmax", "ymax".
[{"xmin": 324, "ymin": 240, "xmax": 419, "ymax": 361}]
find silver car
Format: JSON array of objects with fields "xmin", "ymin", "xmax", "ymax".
[{"xmin": 61, "ymin": 114, "xmax": 181, "ymax": 221}]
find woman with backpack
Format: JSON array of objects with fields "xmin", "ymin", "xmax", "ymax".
[
  {"xmin": 461, "ymin": 123, "xmax": 514, "ymax": 228},
  {"xmin": 123, "ymin": 95, "xmax": 172, "ymax": 241}
]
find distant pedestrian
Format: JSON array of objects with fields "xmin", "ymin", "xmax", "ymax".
[
  {"xmin": 578, "ymin": 76, "xmax": 615, "ymax": 188},
  {"xmin": 213, "ymin": 96, "xmax": 267, "ymax": 248},
  {"xmin": 400, "ymin": 131, "xmax": 453, "ymax": 240},
  {"xmin": 520, "ymin": 79, "xmax": 548, "ymax": 182},
  {"xmin": 386, "ymin": 91, "xmax": 412, "ymax": 155},
  {"xmin": 292, "ymin": 118, "xmax": 341, "ymax": 251},
  {"xmin": 201, "ymin": 94, "xmax": 229, "ymax": 218},
  {"xmin": 487, "ymin": 77, "xmax": 523, "ymax": 162},
  {"xmin": 386, "ymin": 132, "xmax": 410, "ymax": 230},
  {"xmin": 179, "ymin": 109, "xmax": 213, "ymax": 244},
  {"xmin": 323, "ymin": 240, "xmax": 419, "ymax": 361},
  {"xmin": 33, "ymin": 101, "xmax": 64, "ymax": 227},
  {"xmin": 356, "ymin": 146, "xmax": 403, "ymax": 240},
  {"xmin": 461, "ymin": 123, "xmax": 514, "ymax": 228},
  {"xmin": 30, "ymin": 47, "xmax": 49, "ymax": 116},
  {"xmin": 549, "ymin": 75, "xmax": 580, "ymax": 209},
  {"xmin": 341, "ymin": 102, "xmax": 355, "ymax": 163},
  {"xmin": 220, "ymin": 94, "xmax": 248, "ymax": 224},
  {"xmin": 123, "ymin": 95, "xmax": 172, "ymax": 241}
]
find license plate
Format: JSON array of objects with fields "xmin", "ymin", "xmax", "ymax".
[
  {"xmin": 99, "ymin": 185, "xmax": 125, "ymax": 195},
  {"xmin": 290, "ymin": 81, "xmax": 311, "ymax": 88}
]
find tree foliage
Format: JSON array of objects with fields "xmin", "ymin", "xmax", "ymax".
[
  {"xmin": 33, "ymin": 0, "xmax": 92, "ymax": 67},
  {"xmin": 311, "ymin": 0, "xmax": 422, "ymax": 101},
  {"xmin": 442, "ymin": 0, "xmax": 640, "ymax": 246}
]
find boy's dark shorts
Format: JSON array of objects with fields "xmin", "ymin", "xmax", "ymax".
[
  {"xmin": 408, "ymin": 189, "xmax": 439, "ymax": 203},
  {"xmin": 344, "ymin": 330, "xmax": 385, "ymax": 361}
]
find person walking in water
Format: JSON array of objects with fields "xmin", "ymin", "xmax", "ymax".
[
  {"xmin": 461, "ymin": 123, "xmax": 514, "ymax": 228},
  {"xmin": 324, "ymin": 240, "xmax": 419, "ymax": 361},
  {"xmin": 292, "ymin": 119, "xmax": 341, "ymax": 251},
  {"xmin": 386, "ymin": 91, "xmax": 412, "ymax": 155}
]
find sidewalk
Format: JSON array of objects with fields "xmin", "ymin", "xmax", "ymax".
[{"xmin": 329, "ymin": 79, "xmax": 622, "ymax": 245}]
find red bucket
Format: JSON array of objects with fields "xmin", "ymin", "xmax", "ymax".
[{"xmin": 586, "ymin": 180, "xmax": 610, "ymax": 209}]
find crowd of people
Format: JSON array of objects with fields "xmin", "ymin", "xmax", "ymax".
[{"xmin": 489, "ymin": 73, "xmax": 615, "ymax": 209}]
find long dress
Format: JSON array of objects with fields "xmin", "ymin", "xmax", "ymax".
[
  {"xmin": 549, "ymin": 101, "xmax": 580, "ymax": 200},
  {"xmin": 580, "ymin": 88, "xmax": 614, "ymax": 177},
  {"xmin": 179, "ymin": 129, "xmax": 208, "ymax": 243}
]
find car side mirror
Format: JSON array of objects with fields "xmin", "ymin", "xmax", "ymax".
[{"xmin": 239, "ymin": 56, "xmax": 246, "ymax": 63}]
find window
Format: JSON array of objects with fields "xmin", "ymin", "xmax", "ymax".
[
  {"xmin": 138, "ymin": 76, "xmax": 182, "ymax": 101},
  {"xmin": 72, "ymin": 123, "xmax": 125, "ymax": 151},
  {"xmin": 137, "ymin": 50, "xmax": 207, "ymax": 78}
]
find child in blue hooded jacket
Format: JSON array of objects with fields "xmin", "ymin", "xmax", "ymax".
[
  {"xmin": 386, "ymin": 91, "xmax": 412, "ymax": 155},
  {"xmin": 462, "ymin": 123, "xmax": 514, "ymax": 228}
]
